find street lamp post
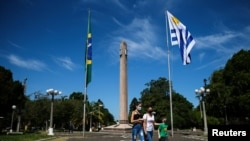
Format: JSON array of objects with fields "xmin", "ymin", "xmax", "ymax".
[
  {"xmin": 89, "ymin": 112, "xmax": 93, "ymax": 132},
  {"xmin": 224, "ymin": 105, "xmax": 228, "ymax": 125},
  {"xmin": 195, "ymin": 79, "xmax": 210, "ymax": 136},
  {"xmin": 16, "ymin": 78, "xmax": 27, "ymax": 132},
  {"xmin": 46, "ymin": 88, "xmax": 62, "ymax": 136},
  {"xmin": 98, "ymin": 104, "xmax": 103, "ymax": 131},
  {"xmin": 10, "ymin": 105, "xmax": 16, "ymax": 133},
  {"xmin": 196, "ymin": 95, "xmax": 203, "ymax": 119}
]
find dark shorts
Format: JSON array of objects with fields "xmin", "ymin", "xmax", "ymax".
[{"xmin": 159, "ymin": 137, "xmax": 168, "ymax": 141}]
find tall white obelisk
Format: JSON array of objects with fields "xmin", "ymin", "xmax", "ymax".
[
  {"xmin": 103, "ymin": 41, "xmax": 131, "ymax": 133},
  {"xmin": 119, "ymin": 41, "xmax": 128, "ymax": 124}
]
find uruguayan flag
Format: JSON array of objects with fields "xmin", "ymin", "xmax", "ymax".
[{"xmin": 167, "ymin": 11, "xmax": 195, "ymax": 65}]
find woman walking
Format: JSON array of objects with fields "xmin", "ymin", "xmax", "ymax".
[
  {"xmin": 131, "ymin": 102, "xmax": 145, "ymax": 141},
  {"xmin": 143, "ymin": 106, "xmax": 159, "ymax": 141}
]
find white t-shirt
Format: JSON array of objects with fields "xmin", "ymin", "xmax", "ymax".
[{"xmin": 143, "ymin": 113, "xmax": 154, "ymax": 131}]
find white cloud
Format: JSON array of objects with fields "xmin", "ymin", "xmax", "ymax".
[
  {"xmin": 54, "ymin": 57, "xmax": 76, "ymax": 71},
  {"xmin": 196, "ymin": 31, "xmax": 240, "ymax": 51},
  {"xmin": 7, "ymin": 54, "xmax": 47, "ymax": 71},
  {"xmin": 195, "ymin": 56, "xmax": 225, "ymax": 71},
  {"xmin": 7, "ymin": 40, "xmax": 23, "ymax": 49},
  {"xmin": 80, "ymin": 0, "xmax": 129, "ymax": 13},
  {"xmin": 112, "ymin": 0, "xmax": 129, "ymax": 12},
  {"xmin": 197, "ymin": 26, "xmax": 250, "ymax": 54},
  {"xmin": 194, "ymin": 26, "xmax": 250, "ymax": 70},
  {"xmin": 112, "ymin": 17, "xmax": 125, "ymax": 28},
  {"xmin": 108, "ymin": 17, "xmax": 167, "ymax": 61},
  {"xmin": 198, "ymin": 52, "xmax": 205, "ymax": 62}
]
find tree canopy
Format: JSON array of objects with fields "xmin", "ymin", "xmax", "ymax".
[
  {"xmin": 206, "ymin": 49, "xmax": 250, "ymax": 125},
  {"xmin": 0, "ymin": 66, "xmax": 25, "ymax": 131},
  {"xmin": 0, "ymin": 66, "xmax": 115, "ymax": 132},
  {"xmin": 137, "ymin": 77, "xmax": 194, "ymax": 129}
]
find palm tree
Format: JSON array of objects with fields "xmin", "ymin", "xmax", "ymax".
[{"xmin": 86, "ymin": 101, "xmax": 104, "ymax": 131}]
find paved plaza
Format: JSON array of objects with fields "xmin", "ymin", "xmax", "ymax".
[{"xmin": 40, "ymin": 130, "xmax": 207, "ymax": 141}]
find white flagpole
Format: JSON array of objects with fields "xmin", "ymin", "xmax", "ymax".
[
  {"xmin": 83, "ymin": 82, "xmax": 87, "ymax": 137},
  {"xmin": 83, "ymin": 51, "xmax": 87, "ymax": 137},
  {"xmin": 165, "ymin": 10, "xmax": 174, "ymax": 137}
]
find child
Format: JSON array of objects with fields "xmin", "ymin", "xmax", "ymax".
[{"xmin": 158, "ymin": 117, "xmax": 168, "ymax": 141}]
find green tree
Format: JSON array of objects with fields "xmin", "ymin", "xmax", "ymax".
[
  {"xmin": 69, "ymin": 92, "xmax": 85, "ymax": 100},
  {"xmin": 67, "ymin": 91, "xmax": 88, "ymax": 130},
  {"xmin": 0, "ymin": 66, "xmax": 26, "ymax": 131},
  {"xmin": 128, "ymin": 97, "xmax": 139, "ymax": 123},
  {"xmin": 102, "ymin": 108, "xmax": 115, "ymax": 126},
  {"xmin": 84, "ymin": 99, "xmax": 114, "ymax": 130},
  {"xmin": 0, "ymin": 66, "xmax": 116, "ymax": 132},
  {"xmin": 206, "ymin": 69, "xmax": 230, "ymax": 124},
  {"xmin": 54, "ymin": 99, "xmax": 76, "ymax": 130},
  {"xmin": 139, "ymin": 77, "xmax": 194, "ymax": 129},
  {"xmin": 206, "ymin": 49, "xmax": 250, "ymax": 125},
  {"xmin": 23, "ymin": 99, "xmax": 50, "ymax": 130}
]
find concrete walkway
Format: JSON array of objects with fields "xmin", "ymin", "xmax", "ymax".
[{"xmin": 39, "ymin": 130, "xmax": 207, "ymax": 141}]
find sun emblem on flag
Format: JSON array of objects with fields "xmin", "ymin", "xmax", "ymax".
[{"xmin": 172, "ymin": 16, "xmax": 180, "ymax": 25}]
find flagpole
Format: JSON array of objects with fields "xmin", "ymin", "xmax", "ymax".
[
  {"xmin": 83, "ymin": 77, "xmax": 87, "ymax": 137},
  {"xmin": 83, "ymin": 9, "xmax": 91, "ymax": 137},
  {"xmin": 165, "ymin": 10, "xmax": 174, "ymax": 137},
  {"xmin": 83, "ymin": 41, "xmax": 88, "ymax": 137},
  {"xmin": 83, "ymin": 79, "xmax": 87, "ymax": 137}
]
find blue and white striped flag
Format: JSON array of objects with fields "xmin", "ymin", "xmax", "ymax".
[{"xmin": 166, "ymin": 11, "xmax": 195, "ymax": 65}]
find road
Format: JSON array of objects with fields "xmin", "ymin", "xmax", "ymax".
[{"xmin": 41, "ymin": 130, "xmax": 207, "ymax": 141}]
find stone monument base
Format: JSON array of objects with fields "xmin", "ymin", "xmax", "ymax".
[{"xmin": 103, "ymin": 123, "xmax": 132, "ymax": 133}]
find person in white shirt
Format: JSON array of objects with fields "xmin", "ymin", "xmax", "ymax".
[{"xmin": 143, "ymin": 106, "xmax": 159, "ymax": 141}]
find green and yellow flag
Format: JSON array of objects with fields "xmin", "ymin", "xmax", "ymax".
[{"xmin": 85, "ymin": 10, "xmax": 92, "ymax": 87}]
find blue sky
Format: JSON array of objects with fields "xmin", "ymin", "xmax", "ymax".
[{"xmin": 1, "ymin": 0, "xmax": 250, "ymax": 121}]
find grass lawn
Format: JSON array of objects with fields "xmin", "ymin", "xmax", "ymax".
[{"xmin": 0, "ymin": 131, "xmax": 54, "ymax": 141}]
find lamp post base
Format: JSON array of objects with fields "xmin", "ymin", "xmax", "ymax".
[
  {"xmin": 48, "ymin": 127, "xmax": 54, "ymax": 136},
  {"xmin": 203, "ymin": 131, "xmax": 208, "ymax": 136}
]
